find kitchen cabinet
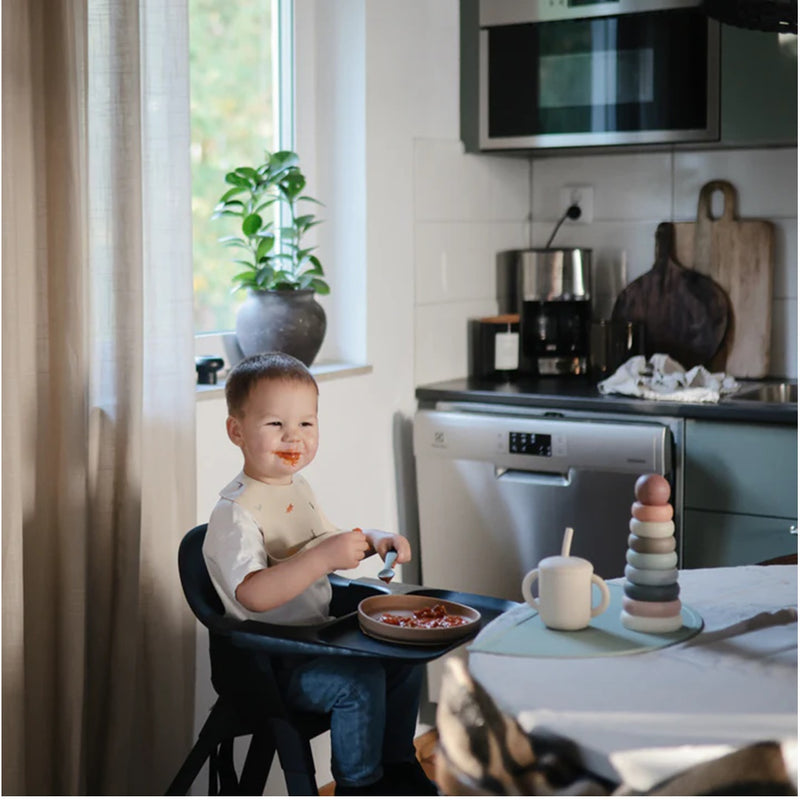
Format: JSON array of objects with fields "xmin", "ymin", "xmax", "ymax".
[
  {"xmin": 720, "ymin": 24, "xmax": 797, "ymax": 147},
  {"xmin": 682, "ymin": 420, "xmax": 798, "ymax": 567},
  {"xmin": 459, "ymin": 2, "xmax": 798, "ymax": 154}
]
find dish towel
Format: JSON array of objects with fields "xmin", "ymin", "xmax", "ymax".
[{"xmin": 598, "ymin": 354, "xmax": 740, "ymax": 403}]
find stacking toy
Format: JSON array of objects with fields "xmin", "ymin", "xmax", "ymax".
[{"xmin": 621, "ymin": 474, "xmax": 683, "ymax": 633}]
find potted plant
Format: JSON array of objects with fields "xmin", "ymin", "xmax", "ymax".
[{"xmin": 213, "ymin": 149, "xmax": 329, "ymax": 366}]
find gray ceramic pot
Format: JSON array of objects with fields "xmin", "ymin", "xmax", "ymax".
[{"xmin": 235, "ymin": 289, "xmax": 327, "ymax": 367}]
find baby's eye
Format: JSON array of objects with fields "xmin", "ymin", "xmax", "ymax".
[
  {"xmin": 301, "ymin": 421, "xmax": 315, "ymax": 427},
  {"xmin": 266, "ymin": 421, "xmax": 282, "ymax": 427}
]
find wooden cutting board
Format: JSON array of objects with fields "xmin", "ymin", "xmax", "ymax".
[
  {"xmin": 672, "ymin": 180, "xmax": 774, "ymax": 378},
  {"xmin": 612, "ymin": 223, "xmax": 729, "ymax": 369}
]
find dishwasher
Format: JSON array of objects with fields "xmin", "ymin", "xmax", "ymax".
[
  {"xmin": 413, "ymin": 400, "xmax": 682, "ymax": 703},
  {"xmin": 414, "ymin": 401, "xmax": 682, "ymax": 599}
]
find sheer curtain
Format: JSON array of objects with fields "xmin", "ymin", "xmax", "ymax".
[{"xmin": 2, "ymin": 0, "xmax": 196, "ymax": 794}]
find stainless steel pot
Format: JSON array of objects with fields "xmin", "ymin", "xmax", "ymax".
[{"xmin": 518, "ymin": 248, "xmax": 592, "ymax": 301}]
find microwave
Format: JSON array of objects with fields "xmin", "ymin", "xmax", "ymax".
[{"xmin": 470, "ymin": 0, "xmax": 720, "ymax": 151}]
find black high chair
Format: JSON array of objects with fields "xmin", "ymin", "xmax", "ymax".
[{"xmin": 167, "ymin": 524, "xmax": 515, "ymax": 795}]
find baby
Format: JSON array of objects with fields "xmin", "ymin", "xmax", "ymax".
[{"xmin": 203, "ymin": 351, "xmax": 437, "ymax": 796}]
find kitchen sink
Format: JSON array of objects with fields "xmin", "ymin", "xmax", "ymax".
[{"xmin": 730, "ymin": 382, "xmax": 798, "ymax": 404}]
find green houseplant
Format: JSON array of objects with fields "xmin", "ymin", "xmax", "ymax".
[{"xmin": 213, "ymin": 149, "xmax": 329, "ymax": 366}]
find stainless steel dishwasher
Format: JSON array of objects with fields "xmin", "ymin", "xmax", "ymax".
[{"xmin": 414, "ymin": 401, "xmax": 683, "ymax": 600}]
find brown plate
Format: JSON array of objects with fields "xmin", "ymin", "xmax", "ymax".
[{"xmin": 357, "ymin": 594, "xmax": 481, "ymax": 646}]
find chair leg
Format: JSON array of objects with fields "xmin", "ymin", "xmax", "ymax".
[
  {"xmin": 216, "ymin": 739, "xmax": 240, "ymax": 794},
  {"xmin": 272, "ymin": 719, "xmax": 319, "ymax": 796},
  {"xmin": 167, "ymin": 738, "xmax": 218, "ymax": 796},
  {"xmin": 283, "ymin": 768, "xmax": 319, "ymax": 797},
  {"xmin": 238, "ymin": 730, "xmax": 277, "ymax": 795},
  {"xmin": 208, "ymin": 746, "xmax": 220, "ymax": 795},
  {"xmin": 165, "ymin": 702, "xmax": 243, "ymax": 796}
]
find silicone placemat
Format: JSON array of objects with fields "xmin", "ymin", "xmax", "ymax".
[{"xmin": 468, "ymin": 584, "xmax": 703, "ymax": 658}]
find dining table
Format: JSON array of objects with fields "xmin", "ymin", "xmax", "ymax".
[{"xmin": 466, "ymin": 564, "xmax": 797, "ymax": 793}]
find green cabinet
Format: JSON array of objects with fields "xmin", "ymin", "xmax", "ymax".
[
  {"xmin": 683, "ymin": 420, "xmax": 798, "ymax": 568},
  {"xmin": 720, "ymin": 25, "xmax": 798, "ymax": 147}
]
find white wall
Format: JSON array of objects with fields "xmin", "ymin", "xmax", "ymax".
[{"xmin": 193, "ymin": 1, "xmax": 797, "ymax": 792}]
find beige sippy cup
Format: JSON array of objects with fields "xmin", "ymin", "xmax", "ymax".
[{"xmin": 520, "ymin": 527, "xmax": 610, "ymax": 631}]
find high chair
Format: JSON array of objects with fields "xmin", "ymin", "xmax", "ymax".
[
  {"xmin": 166, "ymin": 524, "xmax": 386, "ymax": 795},
  {"xmin": 167, "ymin": 523, "xmax": 516, "ymax": 795}
]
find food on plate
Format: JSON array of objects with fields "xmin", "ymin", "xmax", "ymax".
[
  {"xmin": 634, "ymin": 474, "xmax": 671, "ymax": 505},
  {"xmin": 378, "ymin": 604, "xmax": 467, "ymax": 629}
]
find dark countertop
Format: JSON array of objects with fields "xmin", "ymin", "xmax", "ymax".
[{"xmin": 416, "ymin": 376, "xmax": 798, "ymax": 425}]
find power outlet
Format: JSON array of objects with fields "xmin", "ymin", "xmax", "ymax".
[{"xmin": 560, "ymin": 184, "xmax": 594, "ymax": 224}]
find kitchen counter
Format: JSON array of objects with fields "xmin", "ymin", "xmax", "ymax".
[{"xmin": 416, "ymin": 376, "xmax": 797, "ymax": 425}]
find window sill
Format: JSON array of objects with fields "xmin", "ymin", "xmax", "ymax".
[{"xmin": 195, "ymin": 361, "xmax": 373, "ymax": 401}]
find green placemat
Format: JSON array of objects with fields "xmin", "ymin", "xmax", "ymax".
[{"xmin": 468, "ymin": 584, "xmax": 703, "ymax": 658}]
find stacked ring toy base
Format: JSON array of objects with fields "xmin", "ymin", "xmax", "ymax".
[
  {"xmin": 621, "ymin": 610, "xmax": 683, "ymax": 633},
  {"xmin": 622, "ymin": 597, "xmax": 682, "ymax": 618}
]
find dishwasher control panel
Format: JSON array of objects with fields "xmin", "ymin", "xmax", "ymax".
[
  {"xmin": 507, "ymin": 431, "xmax": 567, "ymax": 458},
  {"xmin": 414, "ymin": 408, "xmax": 671, "ymax": 475}
]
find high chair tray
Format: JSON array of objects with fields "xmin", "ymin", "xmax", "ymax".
[{"xmin": 228, "ymin": 583, "xmax": 517, "ymax": 663}]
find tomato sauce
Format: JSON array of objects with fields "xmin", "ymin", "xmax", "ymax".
[
  {"xmin": 275, "ymin": 451, "xmax": 301, "ymax": 466},
  {"xmin": 378, "ymin": 604, "xmax": 467, "ymax": 629}
]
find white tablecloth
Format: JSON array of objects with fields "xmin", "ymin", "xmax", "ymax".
[{"xmin": 468, "ymin": 565, "xmax": 798, "ymax": 791}]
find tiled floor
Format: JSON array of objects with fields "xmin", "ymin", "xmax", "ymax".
[{"xmin": 318, "ymin": 729, "xmax": 438, "ymax": 795}]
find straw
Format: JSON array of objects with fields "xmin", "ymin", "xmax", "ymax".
[{"xmin": 561, "ymin": 527, "xmax": 574, "ymax": 557}]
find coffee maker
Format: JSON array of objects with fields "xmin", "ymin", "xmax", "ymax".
[{"xmin": 498, "ymin": 248, "xmax": 592, "ymax": 376}]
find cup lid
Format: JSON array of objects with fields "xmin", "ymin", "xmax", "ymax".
[{"xmin": 539, "ymin": 555, "xmax": 592, "ymax": 570}]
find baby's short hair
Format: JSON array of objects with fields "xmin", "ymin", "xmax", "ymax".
[{"xmin": 225, "ymin": 351, "xmax": 318, "ymax": 418}]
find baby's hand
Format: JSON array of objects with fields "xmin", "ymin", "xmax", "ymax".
[
  {"xmin": 369, "ymin": 531, "xmax": 412, "ymax": 565},
  {"xmin": 317, "ymin": 529, "xmax": 369, "ymax": 571}
]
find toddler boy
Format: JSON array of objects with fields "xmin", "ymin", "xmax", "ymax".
[{"xmin": 203, "ymin": 351, "xmax": 437, "ymax": 795}]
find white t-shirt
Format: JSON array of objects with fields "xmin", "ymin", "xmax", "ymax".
[{"xmin": 203, "ymin": 471, "xmax": 341, "ymax": 625}]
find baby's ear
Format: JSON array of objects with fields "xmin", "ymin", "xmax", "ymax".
[{"xmin": 226, "ymin": 415, "xmax": 244, "ymax": 447}]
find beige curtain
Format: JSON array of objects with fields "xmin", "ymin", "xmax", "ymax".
[{"xmin": 2, "ymin": 0, "xmax": 197, "ymax": 794}]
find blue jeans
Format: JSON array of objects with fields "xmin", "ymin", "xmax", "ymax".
[{"xmin": 281, "ymin": 656, "xmax": 423, "ymax": 787}]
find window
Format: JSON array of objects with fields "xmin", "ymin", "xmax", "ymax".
[{"xmin": 189, "ymin": 0, "xmax": 293, "ymax": 333}]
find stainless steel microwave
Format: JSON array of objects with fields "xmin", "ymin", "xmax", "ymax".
[{"xmin": 474, "ymin": 0, "xmax": 720, "ymax": 151}]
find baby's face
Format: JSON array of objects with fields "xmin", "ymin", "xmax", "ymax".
[{"xmin": 227, "ymin": 378, "xmax": 319, "ymax": 485}]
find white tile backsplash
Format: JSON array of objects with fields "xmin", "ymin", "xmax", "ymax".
[
  {"xmin": 531, "ymin": 152, "xmax": 674, "ymax": 222},
  {"xmin": 415, "ymin": 222, "xmax": 487, "ymax": 305},
  {"xmin": 415, "ymin": 298, "xmax": 498, "ymax": 385},
  {"xmin": 414, "ymin": 139, "xmax": 530, "ymax": 222},
  {"xmin": 673, "ymin": 148, "xmax": 798, "ymax": 218},
  {"xmin": 415, "ymin": 140, "xmax": 797, "ymax": 384},
  {"xmin": 412, "ymin": 136, "xmax": 532, "ymax": 383},
  {"xmin": 482, "ymin": 155, "xmax": 533, "ymax": 221},
  {"xmin": 415, "ymin": 220, "xmax": 528, "ymax": 305}
]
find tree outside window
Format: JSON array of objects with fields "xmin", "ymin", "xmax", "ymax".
[{"xmin": 189, "ymin": 0, "xmax": 283, "ymax": 333}]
